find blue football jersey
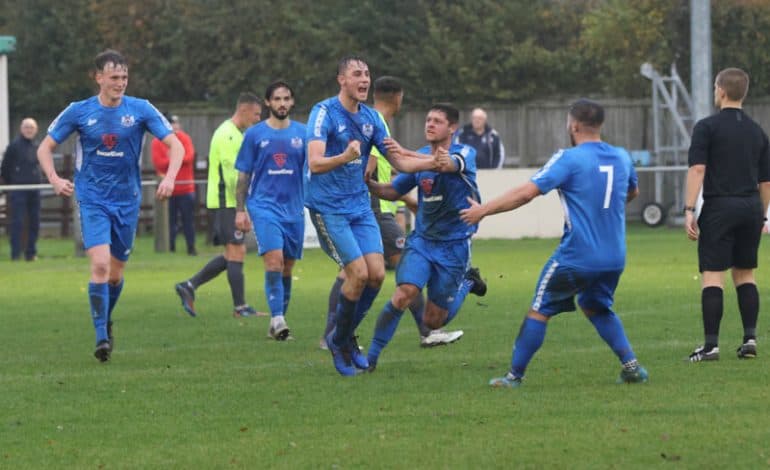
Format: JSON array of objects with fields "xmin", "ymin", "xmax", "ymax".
[
  {"xmin": 48, "ymin": 95, "xmax": 172, "ymax": 205},
  {"xmin": 235, "ymin": 120, "xmax": 307, "ymax": 221},
  {"xmin": 531, "ymin": 141, "xmax": 638, "ymax": 270},
  {"xmin": 305, "ymin": 96, "xmax": 388, "ymax": 214},
  {"xmin": 392, "ymin": 143, "xmax": 480, "ymax": 241}
]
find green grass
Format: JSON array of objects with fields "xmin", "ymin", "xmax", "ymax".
[{"xmin": 2, "ymin": 225, "xmax": 770, "ymax": 468}]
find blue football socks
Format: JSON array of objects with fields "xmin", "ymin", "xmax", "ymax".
[
  {"xmin": 265, "ymin": 271, "xmax": 284, "ymax": 317},
  {"xmin": 510, "ymin": 317, "xmax": 548, "ymax": 378},
  {"xmin": 89, "ymin": 282, "xmax": 110, "ymax": 344},
  {"xmin": 408, "ymin": 293, "xmax": 431, "ymax": 337},
  {"xmin": 367, "ymin": 301, "xmax": 405, "ymax": 366},
  {"xmin": 352, "ymin": 285, "xmax": 381, "ymax": 331},
  {"xmin": 332, "ymin": 294, "xmax": 358, "ymax": 347},
  {"xmin": 589, "ymin": 310, "xmax": 636, "ymax": 364},
  {"xmin": 107, "ymin": 278, "xmax": 124, "ymax": 323},
  {"xmin": 444, "ymin": 278, "xmax": 473, "ymax": 326},
  {"xmin": 282, "ymin": 275, "xmax": 292, "ymax": 315}
]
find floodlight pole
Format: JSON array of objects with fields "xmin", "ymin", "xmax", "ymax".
[
  {"xmin": 0, "ymin": 54, "xmax": 9, "ymax": 152},
  {"xmin": 0, "ymin": 36, "xmax": 16, "ymax": 153},
  {"xmin": 691, "ymin": 0, "xmax": 712, "ymax": 122}
]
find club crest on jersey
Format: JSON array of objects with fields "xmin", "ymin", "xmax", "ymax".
[
  {"xmin": 273, "ymin": 153, "xmax": 287, "ymax": 168},
  {"xmin": 121, "ymin": 115, "xmax": 135, "ymax": 127},
  {"xmin": 291, "ymin": 137, "xmax": 303, "ymax": 149},
  {"xmin": 362, "ymin": 123, "xmax": 373, "ymax": 138},
  {"xmin": 102, "ymin": 134, "xmax": 118, "ymax": 150},
  {"xmin": 420, "ymin": 178, "xmax": 434, "ymax": 195}
]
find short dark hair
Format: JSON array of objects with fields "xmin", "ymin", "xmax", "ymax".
[
  {"xmin": 163, "ymin": 112, "xmax": 179, "ymax": 124},
  {"xmin": 94, "ymin": 49, "xmax": 127, "ymax": 71},
  {"xmin": 568, "ymin": 99, "xmax": 604, "ymax": 128},
  {"xmin": 337, "ymin": 55, "xmax": 368, "ymax": 76},
  {"xmin": 237, "ymin": 92, "xmax": 261, "ymax": 106},
  {"xmin": 429, "ymin": 103, "xmax": 459, "ymax": 125},
  {"xmin": 264, "ymin": 80, "xmax": 294, "ymax": 100},
  {"xmin": 374, "ymin": 76, "xmax": 403, "ymax": 96},
  {"xmin": 716, "ymin": 68, "xmax": 749, "ymax": 101}
]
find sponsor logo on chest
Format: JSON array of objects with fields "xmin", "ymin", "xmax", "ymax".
[
  {"xmin": 97, "ymin": 133, "xmax": 125, "ymax": 157},
  {"xmin": 269, "ymin": 153, "xmax": 294, "ymax": 175},
  {"xmin": 420, "ymin": 177, "xmax": 443, "ymax": 202}
]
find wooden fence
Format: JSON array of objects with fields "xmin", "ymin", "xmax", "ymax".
[{"xmin": 7, "ymin": 96, "xmax": 770, "ymax": 238}]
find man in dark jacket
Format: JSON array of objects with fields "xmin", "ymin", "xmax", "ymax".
[
  {"xmin": 454, "ymin": 108, "xmax": 506, "ymax": 169},
  {"xmin": 1, "ymin": 118, "xmax": 41, "ymax": 260}
]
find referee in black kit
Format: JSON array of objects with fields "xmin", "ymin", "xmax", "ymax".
[{"xmin": 685, "ymin": 67, "xmax": 770, "ymax": 362}]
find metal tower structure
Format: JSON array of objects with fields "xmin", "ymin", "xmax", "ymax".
[{"xmin": 638, "ymin": 62, "xmax": 694, "ymax": 225}]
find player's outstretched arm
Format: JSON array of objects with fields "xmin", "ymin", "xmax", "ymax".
[
  {"xmin": 382, "ymin": 137, "xmax": 438, "ymax": 173},
  {"xmin": 460, "ymin": 181, "xmax": 541, "ymax": 225},
  {"xmin": 156, "ymin": 133, "xmax": 184, "ymax": 200},
  {"xmin": 308, "ymin": 140, "xmax": 361, "ymax": 174},
  {"xmin": 434, "ymin": 147, "xmax": 460, "ymax": 173},
  {"xmin": 365, "ymin": 173, "xmax": 402, "ymax": 202},
  {"xmin": 37, "ymin": 135, "xmax": 73, "ymax": 197},
  {"xmin": 400, "ymin": 193, "xmax": 418, "ymax": 214}
]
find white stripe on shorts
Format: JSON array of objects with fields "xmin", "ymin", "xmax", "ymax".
[
  {"xmin": 532, "ymin": 259, "xmax": 559, "ymax": 312},
  {"xmin": 313, "ymin": 212, "xmax": 344, "ymax": 267}
]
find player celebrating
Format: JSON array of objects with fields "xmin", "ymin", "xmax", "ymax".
[
  {"xmin": 364, "ymin": 103, "xmax": 485, "ymax": 371},
  {"xmin": 234, "ymin": 81, "xmax": 306, "ymax": 340},
  {"xmin": 175, "ymin": 93, "xmax": 263, "ymax": 318},
  {"xmin": 461, "ymin": 99, "xmax": 648, "ymax": 387},
  {"xmin": 320, "ymin": 76, "xmax": 465, "ymax": 350},
  {"xmin": 307, "ymin": 56, "xmax": 441, "ymax": 376},
  {"xmin": 37, "ymin": 49, "xmax": 184, "ymax": 362}
]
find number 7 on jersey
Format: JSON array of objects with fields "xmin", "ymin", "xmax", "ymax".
[{"xmin": 599, "ymin": 165, "xmax": 613, "ymax": 209}]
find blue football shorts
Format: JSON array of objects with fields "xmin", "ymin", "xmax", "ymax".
[
  {"xmin": 79, "ymin": 201, "xmax": 139, "ymax": 261},
  {"xmin": 530, "ymin": 256, "xmax": 622, "ymax": 316},
  {"xmin": 309, "ymin": 209, "xmax": 383, "ymax": 267},
  {"xmin": 396, "ymin": 234, "xmax": 471, "ymax": 310},
  {"xmin": 251, "ymin": 216, "xmax": 304, "ymax": 260}
]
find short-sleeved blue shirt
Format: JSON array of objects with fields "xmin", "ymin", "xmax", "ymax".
[
  {"xmin": 392, "ymin": 143, "xmax": 480, "ymax": 241},
  {"xmin": 305, "ymin": 96, "xmax": 388, "ymax": 215},
  {"xmin": 48, "ymin": 95, "xmax": 172, "ymax": 206},
  {"xmin": 235, "ymin": 120, "xmax": 307, "ymax": 222},
  {"xmin": 530, "ymin": 141, "xmax": 638, "ymax": 270}
]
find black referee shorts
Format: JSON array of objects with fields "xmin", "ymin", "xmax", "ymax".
[
  {"xmin": 211, "ymin": 208, "xmax": 245, "ymax": 246},
  {"xmin": 376, "ymin": 212, "xmax": 406, "ymax": 264},
  {"xmin": 697, "ymin": 196, "xmax": 764, "ymax": 272}
]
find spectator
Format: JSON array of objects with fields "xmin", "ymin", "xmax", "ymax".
[
  {"xmin": 1, "ymin": 118, "xmax": 42, "ymax": 261},
  {"xmin": 152, "ymin": 114, "xmax": 198, "ymax": 255},
  {"xmin": 454, "ymin": 107, "xmax": 506, "ymax": 169}
]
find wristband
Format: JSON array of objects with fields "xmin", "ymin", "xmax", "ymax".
[{"xmin": 683, "ymin": 206, "xmax": 696, "ymax": 213}]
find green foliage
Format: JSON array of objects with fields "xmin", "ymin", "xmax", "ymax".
[
  {"xmin": 3, "ymin": 0, "xmax": 770, "ymax": 117},
  {"xmin": 2, "ymin": 228, "xmax": 770, "ymax": 467},
  {"xmin": 712, "ymin": 1, "xmax": 770, "ymax": 99},
  {"xmin": 580, "ymin": 0, "xmax": 688, "ymax": 97}
]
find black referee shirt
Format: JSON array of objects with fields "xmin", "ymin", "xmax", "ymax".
[{"xmin": 688, "ymin": 107, "xmax": 770, "ymax": 198}]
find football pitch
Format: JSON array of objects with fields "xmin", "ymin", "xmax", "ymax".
[{"xmin": 1, "ymin": 225, "xmax": 769, "ymax": 468}]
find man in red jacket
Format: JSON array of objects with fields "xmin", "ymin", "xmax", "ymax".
[{"xmin": 152, "ymin": 114, "xmax": 198, "ymax": 255}]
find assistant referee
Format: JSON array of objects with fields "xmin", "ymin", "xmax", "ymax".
[{"xmin": 685, "ymin": 67, "xmax": 770, "ymax": 362}]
